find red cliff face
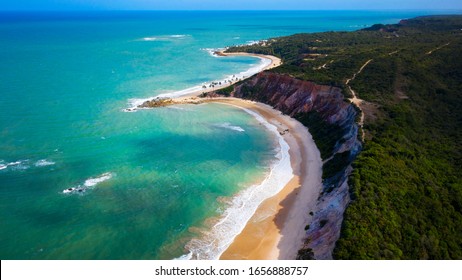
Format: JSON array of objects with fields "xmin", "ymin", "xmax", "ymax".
[
  {"xmin": 234, "ymin": 72, "xmax": 346, "ymax": 118},
  {"xmin": 233, "ymin": 72, "xmax": 361, "ymax": 157},
  {"xmin": 232, "ymin": 72, "xmax": 361, "ymax": 259}
]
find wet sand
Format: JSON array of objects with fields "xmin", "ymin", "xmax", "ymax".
[
  {"xmin": 184, "ymin": 98, "xmax": 323, "ymax": 259},
  {"xmin": 138, "ymin": 51, "xmax": 322, "ymax": 259}
]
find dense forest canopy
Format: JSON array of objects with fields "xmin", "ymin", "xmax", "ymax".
[{"xmin": 228, "ymin": 15, "xmax": 462, "ymax": 259}]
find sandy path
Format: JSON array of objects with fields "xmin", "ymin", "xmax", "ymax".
[{"xmin": 346, "ymin": 59, "xmax": 372, "ymax": 142}]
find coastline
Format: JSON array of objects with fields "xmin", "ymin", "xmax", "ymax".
[
  {"xmin": 212, "ymin": 99, "xmax": 323, "ymax": 259},
  {"xmin": 131, "ymin": 51, "xmax": 322, "ymax": 259},
  {"xmin": 214, "ymin": 51, "xmax": 282, "ymax": 72},
  {"xmin": 130, "ymin": 51, "xmax": 322, "ymax": 259},
  {"xmin": 160, "ymin": 97, "xmax": 323, "ymax": 259},
  {"xmin": 124, "ymin": 52, "xmax": 281, "ymax": 111}
]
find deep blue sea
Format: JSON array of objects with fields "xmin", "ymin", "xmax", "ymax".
[{"xmin": 0, "ymin": 10, "xmax": 444, "ymax": 259}]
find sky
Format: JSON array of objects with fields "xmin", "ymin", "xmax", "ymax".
[{"xmin": 1, "ymin": 0, "xmax": 462, "ymax": 11}]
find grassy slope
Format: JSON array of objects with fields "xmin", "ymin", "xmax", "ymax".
[{"xmin": 228, "ymin": 16, "xmax": 462, "ymax": 259}]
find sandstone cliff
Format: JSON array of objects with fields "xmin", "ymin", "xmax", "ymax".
[{"xmin": 231, "ymin": 72, "xmax": 362, "ymax": 259}]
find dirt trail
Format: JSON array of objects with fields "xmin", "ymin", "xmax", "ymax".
[
  {"xmin": 345, "ymin": 59, "xmax": 372, "ymax": 142},
  {"xmin": 426, "ymin": 42, "xmax": 450, "ymax": 55}
]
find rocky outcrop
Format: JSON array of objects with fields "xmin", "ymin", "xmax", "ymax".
[
  {"xmin": 138, "ymin": 97, "xmax": 203, "ymax": 109},
  {"xmin": 139, "ymin": 98, "xmax": 175, "ymax": 108},
  {"xmin": 302, "ymin": 166, "xmax": 352, "ymax": 259},
  {"xmin": 230, "ymin": 72, "xmax": 362, "ymax": 259}
]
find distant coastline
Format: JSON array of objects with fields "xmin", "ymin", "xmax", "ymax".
[
  {"xmin": 2, "ymin": 10, "xmax": 460, "ymax": 261},
  {"xmin": 124, "ymin": 51, "xmax": 281, "ymax": 112}
]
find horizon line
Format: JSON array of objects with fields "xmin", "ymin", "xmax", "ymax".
[{"xmin": 2, "ymin": 8, "xmax": 462, "ymax": 12}]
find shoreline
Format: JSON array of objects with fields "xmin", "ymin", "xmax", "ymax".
[
  {"xmin": 214, "ymin": 99, "xmax": 323, "ymax": 260},
  {"xmin": 129, "ymin": 51, "xmax": 322, "ymax": 259},
  {"xmin": 130, "ymin": 51, "xmax": 323, "ymax": 260},
  {"xmin": 165, "ymin": 97, "xmax": 323, "ymax": 260},
  {"xmin": 214, "ymin": 51, "xmax": 282, "ymax": 72},
  {"xmin": 177, "ymin": 98, "xmax": 294, "ymax": 259},
  {"xmin": 124, "ymin": 52, "xmax": 281, "ymax": 112}
]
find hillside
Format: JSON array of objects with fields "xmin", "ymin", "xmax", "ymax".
[{"xmin": 225, "ymin": 15, "xmax": 462, "ymax": 259}]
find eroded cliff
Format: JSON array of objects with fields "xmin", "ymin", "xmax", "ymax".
[{"xmin": 230, "ymin": 72, "xmax": 362, "ymax": 259}]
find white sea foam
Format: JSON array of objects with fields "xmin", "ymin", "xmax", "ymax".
[
  {"xmin": 123, "ymin": 85, "xmax": 207, "ymax": 112},
  {"xmin": 35, "ymin": 159, "xmax": 55, "ymax": 167},
  {"xmin": 62, "ymin": 187, "xmax": 83, "ymax": 194},
  {"xmin": 141, "ymin": 35, "xmax": 189, "ymax": 41},
  {"xmin": 215, "ymin": 122, "xmax": 245, "ymax": 132},
  {"xmin": 1, "ymin": 159, "xmax": 55, "ymax": 170},
  {"xmin": 174, "ymin": 251, "xmax": 193, "ymax": 260},
  {"xmin": 245, "ymin": 40, "xmax": 261, "ymax": 46},
  {"xmin": 227, "ymin": 39, "xmax": 268, "ymax": 47},
  {"xmin": 155, "ymin": 85, "xmax": 205, "ymax": 99},
  {"xmin": 177, "ymin": 107, "xmax": 293, "ymax": 260},
  {"xmin": 123, "ymin": 49, "xmax": 272, "ymax": 112},
  {"xmin": 0, "ymin": 160, "xmax": 30, "ymax": 171},
  {"xmin": 62, "ymin": 172, "xmax": 114, "ymax": 194},
  {"xmin": 84, "ymin": 172, "xmax": 113, "ymax": 187},
  {"xmin": 201, "ymin": 48, "xmax": 225, "ymax": 57},
  {"xmin": 0, "ymin": 160, "xmax": 6, "ymax": 170},
  {"xmin": 200, "ymin": 47, "xmax": 272, "ymax": 82}
]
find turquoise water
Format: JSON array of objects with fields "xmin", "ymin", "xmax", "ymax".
[{"xmin": 0, "ymin": 10, "xmax": 440, "ymax": 259}]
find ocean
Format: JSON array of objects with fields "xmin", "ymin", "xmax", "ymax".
[{"xmin": 0, "ymin": 10, "xmax": 438, "ymax": 259}]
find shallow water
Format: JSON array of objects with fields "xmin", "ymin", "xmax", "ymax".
[{"xmin": 0, "ymin": 10, "xmax": 434, "ymax": 259}]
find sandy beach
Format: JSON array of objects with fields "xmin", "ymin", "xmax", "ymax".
[
  {"xmin": 178, "ymin": 52, "xmax": 281, "ymax": 97},
  {"xmin": 163, "ymin": 96, "xmax": 323, "ymax": 259},
  {"xmin": 134, "ymin": 51, "xmax": 322, "ymax": 259},
  {"xmin": 215, "ymin": 51, "xmax": 282, "ymax": 71},
  {"xmin": 212, "ymin": 98, "xmax": 323, "ymax": 260},
  {"xmin": 125, "ymin": 52, "xmax": 281, "ymax": 111}
]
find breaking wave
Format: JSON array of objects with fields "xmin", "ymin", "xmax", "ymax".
[
  {"xmin": 177, "ymin": 107, "xmax": 292, "ymax": 260},
  {"xmin": 0, "ymin": 160, "xmax": 30, "ymax": 171},
  {"xmin": 214, "ymin": 122, "xmax": 245, "ymax": 132},
  {"xmin": 141, "ymin": 34, "xmax": 190, "ymax": 41},
  {"xmin": 62, "ymin": 172, "xmax": 114, "ymax": 194},
  {"xmin": 34, "ymin": 159, "xmax": 55, "ymax": 167},
  {"xmin": 123, "ymin": 51, "xmax": 272, "ymax": 112}
]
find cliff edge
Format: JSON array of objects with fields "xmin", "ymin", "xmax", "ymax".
[{"xmin": 230, "ymin": 72, "xmax": 362, "ymax": 259}]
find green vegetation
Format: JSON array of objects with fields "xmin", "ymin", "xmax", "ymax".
[
  {"xmin": 295, "ymin": 112, "xmax": 346, "ymax": 160},
  {"xmin": 322, "ymin": 151, "xmax": 351, "ymax": 180},
  {"xmin": 215, "ymin": 85, "xmax": 234, "ymax": 96},
  {"xmin": 229, "ymin": 15, "xmax": 462, "ymax": 259}
]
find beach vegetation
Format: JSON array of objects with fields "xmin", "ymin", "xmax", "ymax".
[{"xmin": 215, "ymin": 85, "xmax": 234, "ymax": 97}]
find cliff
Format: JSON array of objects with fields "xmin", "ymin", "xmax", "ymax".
[
  {"xmin": 230, "ymin": 72, "xmax": 362, "ymax": 259},
  {"xmin": 225, "ymin": 15, "xmax": 462, "ymax": 259}
]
